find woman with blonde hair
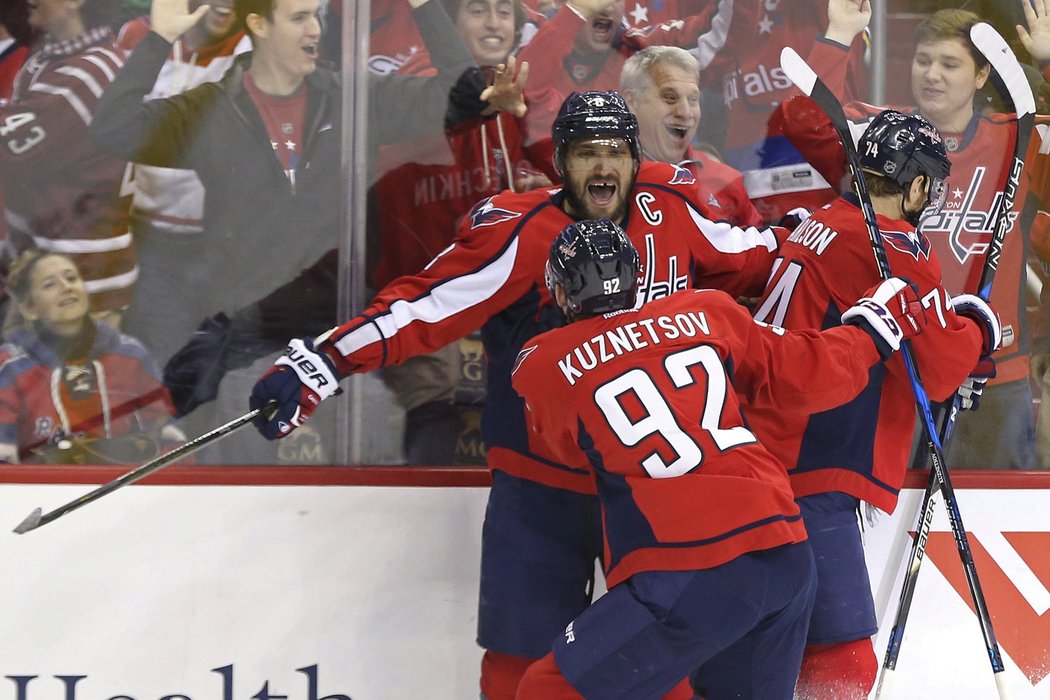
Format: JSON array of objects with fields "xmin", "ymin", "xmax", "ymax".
[{"xmin": 0, "ymin": 250, "xmax": 184, "ymax": 464}]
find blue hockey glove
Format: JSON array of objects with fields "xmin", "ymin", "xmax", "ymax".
[
  {"xmin": 250, "ymin": 338, "xmax": 342, "ymax": 440},
  {"xmin": 951, "ymin": 293, "xmax": 1002, "ymax": 356},
  {"xmin": 842, "ymin": 277, "xmax": 926, "ymax": 360}
]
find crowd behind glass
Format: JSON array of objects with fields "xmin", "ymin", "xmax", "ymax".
[{"xmin": 0, "ymin": 0, "xmax": 1047, "ymax": 468}]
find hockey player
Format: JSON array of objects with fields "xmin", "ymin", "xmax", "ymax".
[
  {"xmin": 0, "ymin": 0, "xmax": 133, "ymax": 323},
  {"xmin": 777, "ymin": 8, "xmax": 1050, "ymax": 471},
  {"xmin": 749, "ymin": 110, "xmax": 1001, "ymax": 698},
  {"xmin": 248, "ymin": 90, "xmax": 790, "ymax": 699},
  {"xmin": 620, "ymin": 45, "xmax": 762, "ymax": 228},
  {"xmin": 511, "ymin": 218, "xmax": 928, "ymax": 699}
]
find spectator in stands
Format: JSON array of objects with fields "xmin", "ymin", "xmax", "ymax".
[
  {"xmin": 114, "ymin": 0, "xmax": 250, "ymax": 367},
  {"xmin": 0, "ymin": 0, "xmax": 134, "ymax": 327},
  {"xmin": 515, "ymin": 0, "xmax": 630, "ymax": 178},
  {"xmin": 0, "ymin": 250, "xmax": 183, "ymax": 465},
  {"xmin": 91, "ymin": 0, "xmax": 482, "ymax": 326},
  {"xmin": 372, "ymin": 0, "xmax": 550, "ymax": 465},
  {"xmin": 0, "ymin": 0, "xmax": 33, "ymax": 103},
  {"xmin": 620, "ymin": 45, "xmax": 762, "ymax": 228}
]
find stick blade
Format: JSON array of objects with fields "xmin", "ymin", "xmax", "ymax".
[
  {"xmin": 779, "ymin": 47, "xmax": 816, "ymax": 95},
  {"xmin": 971, "ymin": 22, "xmax": 1036, "ymax": 116},
  {"xmin": 13, "ymin": 507, "xmax": 43, "ymax": 535}
]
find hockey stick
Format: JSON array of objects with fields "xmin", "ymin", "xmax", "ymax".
[
  {"xmin": 880, "ymin": 21, "xmax": 1035, "ymax": 690},
  {"xmin": 781, "ymin": 43, "xmax": 1011, "ymax": 699},
  {"xmin": 12, "ymin": 405, "xmax": 271, "ymax": 535}
]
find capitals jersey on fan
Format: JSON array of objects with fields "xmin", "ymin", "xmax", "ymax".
[
  {"xmin": 751, "ymin": 196, "xmax": 985, "ymax": 512},
  {"xmin": 317, "ymin": 161, "xmax": 783, "ymax": 493},
  {"xmin": 1, "ymin": 28, "xmax": 134, "ymax": 313},
  {"xmin": 511, "ymin": 289, "xmax": 883, "ymax": 587},
  {"xmin": 779, "ymin": 97, "xmax": 1050, "ymax": 387}
]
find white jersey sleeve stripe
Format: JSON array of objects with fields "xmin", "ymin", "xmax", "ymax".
[
  {"xmin": 28, "ymin": 82, "xmax": 93, "ymax": 125},
  {"xmin": 690, "ymin": 0, "xmax": 734, "ymax": 72},
  {"xmin": 83, "ymin": 266, "xmax": 140, "ymax": 294},
  {"xmin": 81, "ymin": 52, "xmax": 121, "ymax": 82},
  {"xmin": 29, "ymin": 231, "xmax": 134, "ymax": 253},
  {"xmin": 687, "ymin": 207, "xmax": 778, "ymax": 253},
  {"xmin": 54, "ymin": 65, "xmax": 105, "ymax": 97},
  {"xmin": 333, "ymin": 237, "xmax": 521, "ymax": 357}
]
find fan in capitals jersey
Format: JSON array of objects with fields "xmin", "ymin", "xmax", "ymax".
[
  {"xmin": 751, "ymin": 195, "xmax": 985, "ymax": 510},
  {"xmin": 1, "ymin": 27, "xmax": 133, "ymax": 316},
  {"xmin": 319, "ymin": 160, "xmax": 783, "ymax": 493}
]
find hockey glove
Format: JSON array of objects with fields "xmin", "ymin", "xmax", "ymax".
[
  {"xmin": 951, "ymin": 293, "xmax": 1002, "ymax": 357},
  {"xmin": 841, "ymin": 277, "xmax": 926, "ymax": 360},
  {"xmin": 250, "ymin": 338, "xmax": 342, "ymax": 440},
  {"xmin": 957, "ymin": 355, "xmax": 996, "ymax": 411}
]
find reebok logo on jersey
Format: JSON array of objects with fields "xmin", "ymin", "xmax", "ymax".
[
  {"xmin": 469, "ymin": 197, "xmax": 522, "ymax": 229},
  {"xmin": 564, "ymin": 620, "xmax": 576, "ymax": 644}
]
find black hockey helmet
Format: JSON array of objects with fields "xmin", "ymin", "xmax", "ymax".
[
  {"xmin": 552, "ymin": 91, "xmax": 641, "ymax": 174},
  {"xmin": 858, "ymin": 110, "xmax": 952, "ymax": 209},
  {"xmin": 546, "ymin": 218, "xmax": 640, "ymax": 316}
]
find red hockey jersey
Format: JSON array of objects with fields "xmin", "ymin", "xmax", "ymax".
[
  {"xmin": 0, "ymin": 321, "xmax": 175, "ymax": 463},
  {"xmin": 778, "ymin": 97, "xmax": 1050, "ymax": 386},
  {"xmin": 372, "ymin": 50, "xmax": 544, "ymax": 289},
  {"xmin": 676, "ymin": 146, "xmax": 763, "ymax": 228},
  {"xmin": 1, "ymin": 28, "xmax": 133, "ymax": 314},
  {"xmin": 751, "ymin": 197, "xmax": 984, "ymax": 512},
  {"xmin": 512, "ymin": 289, "xmax": 883, "ymax": 587},
  {"xmin": 318, "ymin": 161, "xmax": 784, "ymax": 492}
]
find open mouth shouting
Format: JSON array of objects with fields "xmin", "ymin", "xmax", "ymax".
[
  {"xmin": 587, "ymin": 179, "xmax": 618, "ymax": 209},
  {"xmin": 590, "ymin": 16, "xmax": 616, "ymax": 44}
]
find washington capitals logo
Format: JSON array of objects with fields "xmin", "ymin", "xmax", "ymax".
[
  {"xmin": 881, "ymin": 228, "xmax": 931, "ymax": 261},
  {"xmin": 469, "ymin": 197, "xmax": 522, "ymax": 229},
  {"xmin": 668, "ymin": 165, "xmax": 695, "ymax": 185}
]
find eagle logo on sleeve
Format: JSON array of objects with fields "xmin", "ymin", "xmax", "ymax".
[
  {"xmin": 470, "ymin": 197, "xmax": 523, "ymax": 229},
  {"xmin": 668, "ymin": 165, "xmax": 696, "ymax": 186},
  {"xmin": 880, "ymin": 228, "xmax": 931, "ymax": 261}
]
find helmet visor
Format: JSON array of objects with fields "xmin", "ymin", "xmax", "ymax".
[
  {"xmin": 925, "ymin": 176, "xmax": 948, "ymax": 213},
  {"xmin": 562, "ymin": 137, "xmax": 635, "ymax": 171}
]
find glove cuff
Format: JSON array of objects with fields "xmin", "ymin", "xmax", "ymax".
[
  {"xmin": 275, "ymin": 338, "xmax": 341, "ymax": 400},
  {"xmin": 951, "ymin": 293, "xmax": 1001, "ymax": 356},
  {"xmin": 842, "ymin": 300, "xmax": 901, "ymax": 360}
]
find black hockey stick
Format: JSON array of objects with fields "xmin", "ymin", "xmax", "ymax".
[
  {"xmin": 780, "ymin": 44, "xmax": 1011, "ymax": 699},
  {"xmin": 12, "ymin": 405, "xmax": 272, "ymax": 535},
  {"xmin": 876, "ymin": 22, "xmax": 1034, "ymax": 697}
]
